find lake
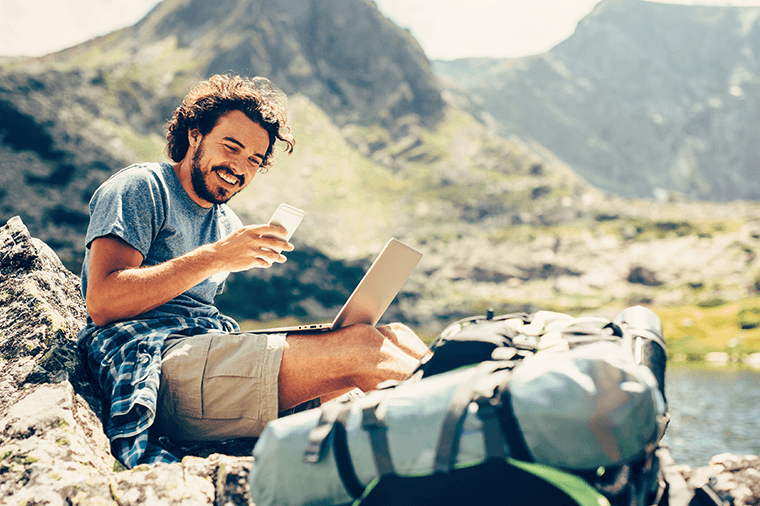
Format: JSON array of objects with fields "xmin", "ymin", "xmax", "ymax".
[{"xmin": 661, "ymin": 364, "xmax": 760, "ymax": 468}]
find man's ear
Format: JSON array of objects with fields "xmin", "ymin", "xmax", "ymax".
[{"xmin": 188, "ymin": 128, "xmax": 201, "ymax": 148}]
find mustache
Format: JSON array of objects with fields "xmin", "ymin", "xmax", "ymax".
[{"xmin": 213, "ymin": 165, "xmax": 244, "ymax": 186}]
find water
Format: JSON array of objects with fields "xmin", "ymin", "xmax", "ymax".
[{"xmin": 661, "ymin": 364, "xmax": 760, "ymax": 468}]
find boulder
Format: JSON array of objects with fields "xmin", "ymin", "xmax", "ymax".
[
  {"xmin": 0, "ymin": 215, "xmax": 757, "ymax": 505},
  {"xmin": 662, "ymin": 450, "xmax": 760, "ymax": 506},
  {"xmin": 0, "ymin": 216, "xmax": 253, "ymax": 506}
]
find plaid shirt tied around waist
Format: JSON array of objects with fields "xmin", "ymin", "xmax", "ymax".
[{"xmin": 77, "ymin": 315, "xmax": 239, "ymax": 468}]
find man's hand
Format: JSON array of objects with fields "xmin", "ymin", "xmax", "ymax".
[
  {"xmin": 211, "ymin": 223, "xmax": 294, "ymax": 271},
  {"xmin": 376, "ymin": 322, "xmax": 431, "ymax": 360},
  {"xmin": 85, "ymin": 224, "xmax": 294, "ymax": 326}
]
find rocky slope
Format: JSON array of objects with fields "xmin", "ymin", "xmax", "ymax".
[
  {"xmin": 1, "ymin": 215, "xmax": 759, "ymax": 505},
  {"xmin": 0, "ymin": 216, "xmax": 255, "ymax": 505},
  {"xmin": 0, "ymin": 68, "xmax": 141, "ymax": 270},
  {"xmin": 434, "ymin": 0, "xmax": 760, "ymax": 202}
]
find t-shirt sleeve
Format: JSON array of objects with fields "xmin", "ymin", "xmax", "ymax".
[{"xmin": 85, "ymin": 167, "xmax": 166, "ymax": 258}]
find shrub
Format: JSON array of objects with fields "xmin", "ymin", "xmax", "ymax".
[{"xmin": 738, "ymin": 307, "xmax": 760, "ymax": 330}]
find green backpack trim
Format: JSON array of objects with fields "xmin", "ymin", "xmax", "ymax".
[{"xmin": 509, "ymin": 459, "xmax": 611, "ymax": 506}]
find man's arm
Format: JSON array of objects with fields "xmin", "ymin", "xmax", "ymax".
[{"xmin": 85, "ymin": 224, "xmax": 293, "ymax": 326}]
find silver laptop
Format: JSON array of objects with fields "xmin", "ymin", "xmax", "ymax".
[{"xmin": 248, "ymin": 238, "xmax": 422, "ymax": 334}]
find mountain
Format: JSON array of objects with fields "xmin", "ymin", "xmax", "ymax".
[
  {"xmin": 1, "ymin": 0, "xmax": 759, "ymax": 332},
  {"xmin": 49, "ymin": 0, "xmax": 443, "ymax": 131},
  {"xmin": 0, "ymin": 0, "xmax": 583, "ymax": 324},
  {"xmin": 434, "ymin": 0, "xmax": 760, "ymax": 202}
]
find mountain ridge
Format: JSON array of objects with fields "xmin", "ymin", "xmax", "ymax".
[{"xmin": 434, "ymin": 0, "xmax": 760, "ymax": 201}]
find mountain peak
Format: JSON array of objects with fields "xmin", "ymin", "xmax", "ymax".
[{"xmin": 59, "ymin": 0, "xmax": 445, "ymax": 130}]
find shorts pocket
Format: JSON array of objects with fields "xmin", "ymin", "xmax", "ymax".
[
  {"xmin": 201, "ymin": 333, "xmax": 284, "ymax": 421},
  {"xmin": 159, "ymin": 334, "xmax": 212, "ymax": 419}
]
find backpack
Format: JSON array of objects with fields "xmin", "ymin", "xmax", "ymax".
[
  {"xmin": 403, "ymin": 305, "xmax": 670, "ymax": 506},
  {"xmin": 248, "ymin": 306, "xmax": 668, "ymax": 506},
  {"xmin": 417, "ymin": 306, "xmax": 667, "ymax": 402}
]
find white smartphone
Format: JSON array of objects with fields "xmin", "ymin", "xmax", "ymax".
[
  {"xmin": 267, "ymin": 203, "xmax": 304, "ymax": 241},
  {"xmin": 259, "ymin": 204, "xmax": 304, "ymax": 257}
]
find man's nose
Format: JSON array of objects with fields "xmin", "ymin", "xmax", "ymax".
[{"xmin": 228, "ymin": 158, "xmax": 243, "ymax": 175}]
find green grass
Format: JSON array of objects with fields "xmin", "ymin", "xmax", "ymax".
[
  {"xmin": 106, "ymin": 121, "xmax": 166, "ymax": 162},
  {"xmin": 597, "ymin": 217, "xmax": 741, "ymax": 241},
  {"xmin": 650, "ymin": 296, "xmax": 760, "ymax": 360}
]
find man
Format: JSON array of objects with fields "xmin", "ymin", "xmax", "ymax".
[{"xmin": 77, "ymin": 74, "xmax": 428, "ymax": 468}]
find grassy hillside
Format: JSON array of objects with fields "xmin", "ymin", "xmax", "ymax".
[
  {"xmin": 229, "ymin": 95, "xmax": 577, "ymax": 259},
  {"xmin": 656, "ymin": 296, "xmax": 760, "ymax": 360},
  {"xmin": 230, "ymin": 94, "xmax": 412, "ymax": 258}
]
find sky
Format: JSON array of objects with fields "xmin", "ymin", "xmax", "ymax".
[{"xmin": 1, "ymin": 0, "xmax": 760, "ymax": 60}]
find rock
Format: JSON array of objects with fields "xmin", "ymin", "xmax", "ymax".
[
  {"xmin": 743, "ymin": 353, "xmax": 760, "ymax": 370},
  {"xmin": 683, "ymin": 454, "xmax": 760, "ymax": 506},
  {"xmin": 705, "ymin": 351, "xmax": 731, "ymax": 367},
  {"xmin": 0, "ymin": 216, "xmax": 254, "ymax": 506},
  {"xmin": 659, "ymin": 449, "xmax": 760, "ymax": 506},
  {"xmin": 1, "ymin": 214, "xmax": 759, "ymax": 505},
  {"xmin": 627, "ymin": 264, "xmax": 664, "ymax": 287}
]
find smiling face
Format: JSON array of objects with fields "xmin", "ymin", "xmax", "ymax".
[{"xmin": 179, "ymin": 109, "xmax": 271, "ymax": 207}]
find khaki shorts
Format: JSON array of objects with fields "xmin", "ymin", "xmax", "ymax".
[{"xmin": 152, "ymin": 331, "xmax": 287, "ymax": 443}]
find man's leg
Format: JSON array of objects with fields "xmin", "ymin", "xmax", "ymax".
[
  {"xmin": 153, "ymin": 323, "xmax": 428, "ymax": 442},
  {"xmin": 154, "ymin": 331, "xmax": 287, "ymax": 442},
  {"xmin": 277, "ymin": 323, "xmax": 429, "ymax": 411}
]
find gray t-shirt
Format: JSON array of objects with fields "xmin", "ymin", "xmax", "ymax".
[{"xmin": 81, "ymin": 162, "xmax": 243, "ymax": 320}]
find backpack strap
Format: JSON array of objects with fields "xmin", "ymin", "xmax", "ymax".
[
  {"xmin": 304, "ymin": 400, "xmax": 366, "ymax": 499},
  {"xmin": 499, "ymin": 388, "xmax": 534, "ymax": 463},
  {"xmin": 333, "ymin": 402, "xmax": 366, "ymax": 499},
  {"xmin": 474, "ymin": 394, "xmax": 508, "ymax": 461},
  {"xmin": 303, "ymin": 400, "xmax": 346, "ymax": 464},
  {"xmin": 434, "ymin": 360, "xmax": 512, "ymax": 473},
  {"xmin": 477, "ymin": 399, "xmax": 507, "ymax": 459},
  {"xmin": 362, "ymin": 400, "xmax": 395, "ymax": 476}
]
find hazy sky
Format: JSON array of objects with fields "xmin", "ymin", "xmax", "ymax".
[{"xmin": 1, "ymin": 0, "xmax": 760, "ymax": 60}]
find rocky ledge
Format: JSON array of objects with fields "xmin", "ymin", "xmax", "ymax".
[
  {"xmin": 0, "ymin": 216, "xmax": 252, "ymax": 506},
  {"xmin": 0, "ymin": 215, "xmax": 757, "ymax": 505}
]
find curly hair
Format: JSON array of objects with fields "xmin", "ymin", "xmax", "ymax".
[{"xmin": 165, "ymin": 74, "xmax": 295, "ymax": 173}]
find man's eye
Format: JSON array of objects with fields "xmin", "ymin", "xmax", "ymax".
[{"xmin": 225, "ymin": 144, "xmax": 237, "ymax": 152}]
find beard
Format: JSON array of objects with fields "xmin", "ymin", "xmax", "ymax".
[{"xmin": 190, "ymin": 137, "xmax": 244, "ymax": 205}]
